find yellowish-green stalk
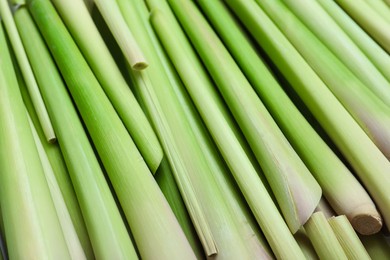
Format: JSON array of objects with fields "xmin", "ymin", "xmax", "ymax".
[
  {"xmin": 0, "ymin": 23, "xmax": 70, "ymax": 259},
  {"xmin": 28, "ymin": 0, "xmax": 195, "ymax": 258},
  {"xmin": 150, "ymin": 8, "xmax": 305, "ymax": 259},
  {"xmin": 28, "ymin": 114, "xmax": 86, "ymax": 260},
  {"xmin": 334, "ymin": 0, "xmax": 390, "ymax": 53},
  {"xmin": 359, "ymin": 233, "xmax": 390, "ymax": 259},
  {"xmin": 198, "ymin": 0, "xmax": 380, "ymax": 234},
  {"xmin": 281, "ymin": 0, "xmax": 390, "ymax": 106},
  {"xmin": 328, "ymin": 215, "xmax": 371, "ymax": 260},
  {"xmin": 304, "ymin": 212, "xmax": 348, "ymax": 259},
  {"xmin": 51, "ymin": 0, "xmax": 163, "ymax": 173},
  {"xmin": 362, "ymin": 0, "xmax": 390, "ymax": 24},
  {"xmin": 0, "ymin": 0, "xmax": 55, "ymax": 142},
  {"xmin": 92, "ymin": 0, "xmax": 147, "ymax": 70},
  {"xmin": 317, "ymin": 0, "xmax": 390, "ymax": 82},
  {"xmin": 294, "ymin": 228, "xmax": 319, "ymax": 260}
]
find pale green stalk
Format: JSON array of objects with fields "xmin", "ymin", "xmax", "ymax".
[
  {"xmin": 294, "ymin": 228, "xmax": 319, "ymax": 260},
  {"xmin": 360, "ymin": 233, "xmax": 390, "ymax": 259},
  {"xmin": 51, "ymin": 0, "xmax": 163, "ymax": 173},
  {"xmin": 28, "ymin": 0, "xmax": 195, "ymax": 259},
  {"xmin": 168, "ymin": 0, "xmax": 321, "ymax": 234},
  {"xmin": 150, "ymin": 8, "xmax": 305, "ymax": 260},
  {"xmin": 304, "ymin": 212, "xmax": 348, "ymax": 259},
  {"xmin": 198, "ymin": 0, "xmax": 380, "ymax": 234},
  {"xmin": 0, "ymin": 23, "xmax": 70, "ymax": 259},
  {"xmin": 317, "ymin": 0, "xmax": 390, "ymax": 82},
  {"xmin": 328, "ymin": 215, "xmax": 371, "ymax": 260},
  {"xmin": 224, "ymin": 0, "xmax": 390, "ymax": 233},
  {"xmin": 28, "ymin": 114, "xmax": 86, "ymax": 260},
  {"xmin": 16, "ymin": 5, "xmax": 138, "ymax": 258},
  {"xmin": 282, "ymin": 0, "xmax": 390, "ymax": 106},
  {"xmin": 334, "ymin": 0, "xmax": 390, "ymax": 53},
  {"xmin": 0, "ymin": 0, "xmax": 55, "ymax": 142},
  {"xmin": 363, "ymin": 0, "xmax": 390, "ymax": 23},
  {"xmin": 92, "ymin": 0, "xmax": 147, "ymax": 69}
]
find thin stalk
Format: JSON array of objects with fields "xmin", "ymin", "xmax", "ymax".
[
  {"xmin": 92, "ymin": 0, "xmax": 147, "ymax": 70},
  {"xmin": 27, "ymin": 0, "xmax": 195, "ymax": 259},
  {"xmin": 168, "ymin": 0, "xmax": 321, "ymax": 234},
  {"xmin": 334, "ymin": 0, "xmax": 390, "ymax": 53},
  {"xmin": 359, "ymin": 233, "xmax": 390, "ymax": 259},
  {"xmin": 281, "ymin": 0, "xmax": 390, "ymax": 107},
  {"xmin": 362, "ymin": 0, "xmax": 390, "ymax": 24},
  {"xmin": 28, "ymin": 114, "xmax": 86, "ymax": 260},
  {"xmin": 0, "ymin": 23, "xmax": 70, "ymax": 259},
  {"xmin": 16, "ymin": 5, "xmax": 138, "ymax": 259},
  {"xmin": 328, "ymin": 215, "xmax": 371, "ymax": 260},
  {"xmin": 225, "ymin": 0, "xmax": 390, "ymax": 234},
  {"xmin": 317, "ymin": 0, "xmax": 390, "ymax": 82},
  {"xmin": 198, "ymin": 0, "xmax": 380, "ymax": 234},
  {"xmin": 150, "ymin": 8, "xmax": 305, "ymax": 260},
  {"xmin": 0, "ymin": 0, "xmax": 55, "ymax": 142},
  {"xmin": 304, "ymin": 212, "xmax": 348, "ymax": 260},
  {"xmin": 51, "ymin": 0, "xmax": 163, "ymax": 173}
]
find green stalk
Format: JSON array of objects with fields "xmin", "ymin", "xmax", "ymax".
[
  {"xmin": 150, "ymin": 8, "xmax": 305, "ymax": 259},
  {"xmin": 0, "ymin": 0, "xmax": 55, "ymax": 142},
  {"xmin": 304, "ymin": 212, "xmax": 348, "ymax": 259},
  {"xmin": 16, "ymin": 5, "xmax": 138, "ymax": 259},
  {"xmin": 27, "ymin": 0, "xmax": 195, "ymax": 259},
  {"xmin": 168, "ymin": 0, "xmax": 321, "ymax": 234},
  {"xmin": 224, "ymin": 0, "xmax": 390, "ymax": 234},
  {"xmin": 198, "ymin": 0, "xmax": 380, "ymax": 234},
  {"xmin": 92, "ymin": 0, "xmax": 147, "ymax": 70},
  {"xmin": 334, "ymin": 0, "xmax": 390, "ymax": 53},
  {"xmin": 294, "ymin": 228, "xmax": 319, "ymax": 260},
  {"xmin": 328, "ymin": 215, "xmax": 371, "ymax": 260},
  {"xmin": 0, "ymin": 23, "xmax": 70, "ymax": 259},
  {"xmin": 359, "ymin": 233, "xmax": 390, "ymax": 259},
  {"xmin": 281, "ymin": 0, "xmax": 390, "ymax": 106},
  {"xmin": 51, "ymin": 0, "xmax": 163, "ymax": 173},
  {"xmin": 362, "ymin": 0, "xmax": 390, "ymax": 24},
  {"xmin": 28, "ymin": 114, "xmax": 87, "ymax": 260},
  {"xmin": 317, "ymin": 0, "xmax": 390, "ymax": 82}
]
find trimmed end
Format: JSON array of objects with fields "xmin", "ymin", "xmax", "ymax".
[
  {"xmin": 132, "ymin": 62, "xmax": 149, "ymax": 71},
  {"xmin": 351, "ymin": 214, "xmax": 382, "ymax": 235},
  {"xmin": 47, "ymin": 136, "xmax": 57, "ymax": 144}
]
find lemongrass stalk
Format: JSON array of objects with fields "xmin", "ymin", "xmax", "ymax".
[
  {"xmin": 304, "ymin": 212, "xmax": 348, "ymax": 259},
  {"xmin": 360, "ymin": 233, "xmax": 390, "ymax": 259},
  {"xmin": 28, "ymin": 114, "xmax": 87, "ymax": 260},
  {"xmin": 92, "ymin": 0, "xmax": 147, "ymax": 70},
  {"xmin": 168, "ymin": 0, "xmax": 321, "ymax": 234},
  {"xmin": 28, "ymin": 0, "xmax": 195, "ymax": 258},
  {"xmin": 334, "ymin": 0, "xmax": 390, "ymax": 53},
  {"xmin": 15, "ymin": 5, "xmax": 138, "ymax": 259},
  {"xmin": 155, "ymin": 159, "xmax": 204, "ymax": 259},
  {"xmin": 83, "ymin": 0, "xmax": 94, "ymax": 12},
  {"xmin": 0, "ymin": 0, "xmax": 55, "ymax": 142},
  {"xmin": 257, "ymin": 0, "xmax": 390, "ymax": 160},
  {"xmin": 362, "ymin": 0, "xmax": 390, "ymax": 24},
  {"xmin": 0, "ymin": 23, "xmax": 70, "ymax": 259},
  {"xmin": 294, "ymin": 228, "xmax": 319, "ymax": 260},
  {"xmin": 150, "ymin": 9, "xmax": 305, "ymax": 260},
  {"xmin": 224, "ymin": 0, "xmax": 390, "ymax": 234},
  {"xmin": 198, "ymin": 0, "xmax": 380, "ymax": 234},
  {"xmin": 16, "ymin": 48, "xmax": 93, "ymax": 258},
  {"xmin": 314, "ymin": 198, "xmax": 335, "ymax": 219},
  {"xmin": 328, "ymin": 215, "xmax": 371, "ymax": 260},
  {"xmin": 317, "ymin": 0, "xmax": 390, "ymax": 82},
  {"xmin": 281, "ymin": 0, "xmax": 390, "ymax": 106},
  {"xmin": 50, "ymin": 0, "xmax": 163, "ymax": 173}
]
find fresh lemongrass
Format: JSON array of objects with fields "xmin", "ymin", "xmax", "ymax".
[
  {"xmin": 294, "ymin": 228, "xmax": 319, "ymax": 260},
  {"xmin": 257, "ymin": 0, "xmax": 390, "ymax": 160},
  {"xmin": 92, "ymin": 0, "xmax": 147, "ymax": 70},
  {"xmin": 317, "ymin": 0, "xmax": 390, "ymax": 82},
  {"xmin": 281, "ymin": 0, "xmax": 390, "ymax": 106},
  {"xmin": 328, "ymin": 215, "xmax": 371, "ymax": 260},
  {"xmin": 16, "ymin": 53, "xmax": 93, "ymax": 258},
  {"xmin": 362, "ymin": 0, "xmax": 390, "ymax": 24},
  {"xmin": 0, "ymin": 0, "xmax": 55, "ymax": 142},
  {"xmin": 359, "ymin": 233, "xmax": 390, "ymax": 259},
  {"xmin": 150, "ymin": 9, "xmax": 305, "ymax": 259},
  {"xmin": 15, "ymin": 5, "xmax": 138, "ymax": 259},
  {"xmin": 304, "ymin": 212, "xmax": 348, "ymax": 260},
  {"xmin": 198, "ymin": 0, "xmax": 380, "ymax": 234},
  {"xmin": 28, "ymin": 0, "xmax": 195, "ymax": 258},
  {"xmin": 0, "ymin": 24, "xmax": 70, "ymax": 259},
  {"xmin": 155, "ymin": 159, "xmax": 204, "ymax": 259},
  {"xmin": 50, "ymin": 0, "xmax": 163, "ymax": 173},
  {"xmin": 28, "ymin": 114, "xmax": 87, "ymax": 260},
  {"xmin": 335, "ymin": 0, "xmax": 390, "ymax": 53},
  {"xmin": 225, "ymin": 0, "xmax": 390, "ymax": 234},
  {"xmin": 168, "ymin": 0, "xmax": 321, "ymax": 234}
]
